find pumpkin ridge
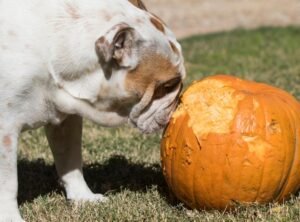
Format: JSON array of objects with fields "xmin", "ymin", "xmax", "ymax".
[
  {"xmin": 272, "ymin": 98, "xmax": 292, "ymax": 200},
  {"xmin": 218, "ymin": 136, "xmax": 228, "ymax": 208},
  {"xmin": 294, "ymin": 118, "xmax": 300, "ymax": 194},
  {"xmin": 170, "ymin": 113, "xmax": 189, "ymax": 199},
  {"xmin": 191, "ymin": 130, "xmax": 200, "ymax": 209},
  {"xmin": 270, "ymin": 95, "xmax": 296, "ymax": 201},
  {"xmin": 291, "ymin": 126, "xmax": 300, "ymax": 194},
  {"xmin": 287, "ymin": 118, "xmax": 300, "ymax": 195},
  {"xmin": 161, "ymin": 124, "xmax": 173, "ymax": 192},
  {"xmin": 237, "ymin": 153, "xmax": 252, "ymax": 202},
  {"xmin": 180, "ymin": 116, "xmax": 198, "ymax": 207},
  {"xmin": 233, "ymin": 94, "xmax": 258, "ymax": 202},
  {"xmin": 252, "ymin": 97, "xmax": 268, "ymax": 202},
  {"xmin": 273, "ymin": 100, "xmax": 298, "ymax": 201}
]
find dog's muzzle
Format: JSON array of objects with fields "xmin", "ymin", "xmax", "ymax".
[{"xmin": 129, "ymin": 83, "xmax": 182, "ymax": 133}]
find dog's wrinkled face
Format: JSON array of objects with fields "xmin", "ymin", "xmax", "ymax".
[{"xmin": 91, "ymin": 0, "xmax": 185, "ymax": 133}]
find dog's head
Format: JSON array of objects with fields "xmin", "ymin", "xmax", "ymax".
[
  {"xmin": 55, "ymin": 0, "xmax": 185, "ymax": 133},
  {"xmin": 98, "ymin": 1, "xmax": 185, "ymax": 133}
]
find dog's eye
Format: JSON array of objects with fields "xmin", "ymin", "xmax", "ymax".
[
  {"xmin": 163, "ymin": 76, "xmax": 181, "ymax": 92},
  {"xmin": 153, "ymin": 76, "xmax": 181, "ymax": 99}
]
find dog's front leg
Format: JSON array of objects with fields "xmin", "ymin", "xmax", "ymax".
[
  {"xmin": 45, "ymin": 115, "xmax": 107, "ymax": 202},
  {"xmin": 0, "ymin": 128, "xmax": 24, "ymax": 222}
]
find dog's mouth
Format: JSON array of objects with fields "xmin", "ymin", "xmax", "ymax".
[
  {"xmin": 129, "ymin": 82, "xmax": 182, "ymax": 134},
  {"xmin": 129, "ymin": 98, "xmax": 179, "ymax": 133}
]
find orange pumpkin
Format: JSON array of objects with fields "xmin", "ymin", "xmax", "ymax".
[{"xmin": 161, "ymin": 75, "xmax": 300, "ymax": 210}]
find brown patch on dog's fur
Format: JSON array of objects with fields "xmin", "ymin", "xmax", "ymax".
[
  {"xmin": 150, "ymin": 13, "xmax": 166, "ymax": 25},
  {"xmin": 125, "ymin": 53, "xmax": 179, "ymax": 97},
  {"xmin": 169, "ymin": 41, "xmax": 179, "ymax": 55},
  {"xmin": 95, "ymin": 36, "xmax": 111, "ymax": 62},
  {"xmin": 98, "ymin": 36, "xmax": 106, "ymax": 44},
  {"xmin": 8, "ymin": 30, "xmax": 16, "ymax": 37},
  {"xmin": 101, "ymin": 11, "xmax": 113, "ymax": 21},
  {"xmin": 128, "ymin": 0, "xmax": 147, "ymax": 11},
  {"xmin": 65, "ymin": 3, "xmax": 81, "ymax": 20},
  {"xmin": 3, "ymin": 135, "xmax": 12, "ymax": 151},
  {"xmin": 150, "ymin": 17, "xmax": 165, "ymax": 33},
  {"xmin": 136, "ymin": 18, "xmax": 144, "ymax": 24}
]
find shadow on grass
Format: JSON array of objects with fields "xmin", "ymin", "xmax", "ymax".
[{"xmin": 17, "ymin": 155, "xmax": 173, "ymax": 205}]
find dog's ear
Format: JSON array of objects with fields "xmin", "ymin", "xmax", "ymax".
[
  {"xmin": 128, "ymin": 0, "xmax": 147, "ymax": 11},
  {"xmin": 95, "ymin": 23, "xmax": 140, "ymax": 70}
]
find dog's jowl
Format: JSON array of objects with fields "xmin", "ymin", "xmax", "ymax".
[{"xmin": 0, "ymin": 0, "xmax": 185, "ymax": 220}]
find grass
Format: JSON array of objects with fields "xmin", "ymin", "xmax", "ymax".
[{"xmin": 18, "ymin": 27, "xmax": 300, "ymax": 221}]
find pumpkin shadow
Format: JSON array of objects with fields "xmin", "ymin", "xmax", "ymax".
[{"xmin": 17, "ymin": 155, "xmax": 175, "ymax": 205}]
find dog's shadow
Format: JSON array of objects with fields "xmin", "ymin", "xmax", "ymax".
[{"xmin": 17, "ymin": 155, "xmax": 170, "ymax": 205}]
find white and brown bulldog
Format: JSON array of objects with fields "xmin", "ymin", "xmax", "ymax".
[{"xmin": 0, "ymin": 0, "xmax": 185, "ymax": 221}]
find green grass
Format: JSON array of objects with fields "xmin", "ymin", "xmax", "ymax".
[{"xmin": 19, "ymin": 27, "xmax": 300, "ymax": 221}]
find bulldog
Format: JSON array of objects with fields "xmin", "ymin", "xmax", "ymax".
[{"xmin": 0, "ymin": 0, "xmax": 185, "ymax": 221}]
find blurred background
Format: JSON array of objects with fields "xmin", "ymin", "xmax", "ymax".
[{"xmin": 146, "ymin": 0, "xmax": 300, "ymax": 38}]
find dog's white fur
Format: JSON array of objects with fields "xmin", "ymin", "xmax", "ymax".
[{"xmin": 0, "ymin": 0, "xmax": 185, "ymax": 220}]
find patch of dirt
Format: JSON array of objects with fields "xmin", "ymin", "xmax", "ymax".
[{"xmin": 145, "ymin": 0, "xmax": 300, "ymax": 38}]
